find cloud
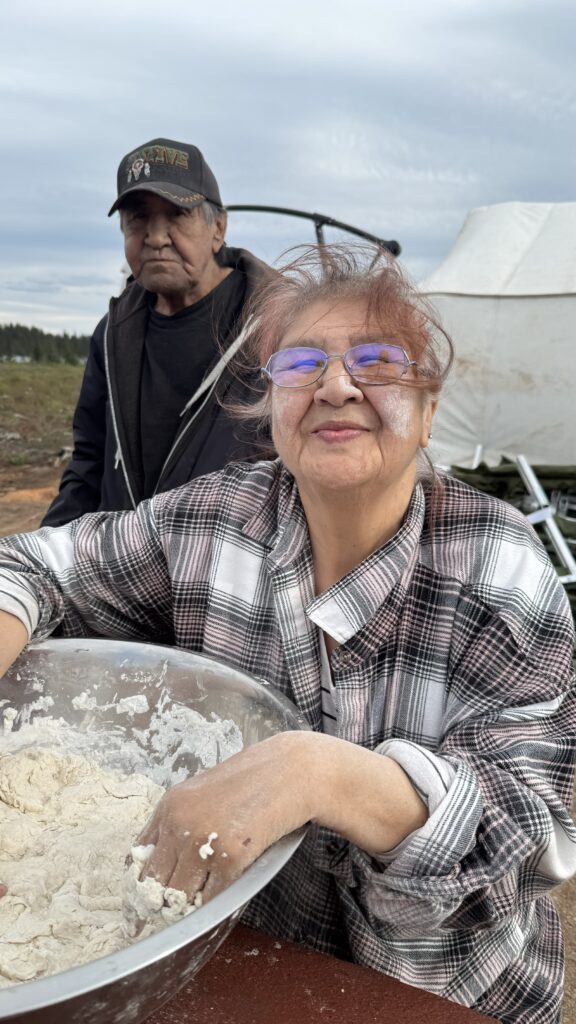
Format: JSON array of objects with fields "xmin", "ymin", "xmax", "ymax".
[{"xmin": 0, "ymin": 0, "xmax": 574, "ymax": 331}]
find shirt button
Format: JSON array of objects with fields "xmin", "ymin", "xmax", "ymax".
[{"xmin": 339, "ymin": 651, "xmax": 352, "ymax": 667}]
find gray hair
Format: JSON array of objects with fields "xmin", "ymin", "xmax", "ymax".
[
  {"xmin": 199, "ymin": 201, "xmax": 228, "ymax": 264},
  {"xmin": 198, "ymin": 200, "xmax": 226, "ymax": 227}
]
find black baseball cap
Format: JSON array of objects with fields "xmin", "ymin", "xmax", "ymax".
[{"xmin": 108, "ymin": 138, "xmax": 223, "ymax": 216}]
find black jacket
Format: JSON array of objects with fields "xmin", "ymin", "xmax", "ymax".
[{"xmin": 42, "ymin": 247, "xmax": 272, "ymax": 527}]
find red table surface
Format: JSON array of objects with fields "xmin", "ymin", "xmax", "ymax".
[{"xmin": 144, "ymin": 924, "xmax": 497, "ymax": 1024}]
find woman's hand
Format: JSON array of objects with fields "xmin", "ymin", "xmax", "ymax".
[
  {"xmin": 137, "ymin": 732, "xmax": 315, "ymax": 904},
  {"xmin": 136, "ymin": 730, "xmax": 427, "ymax": 907}
]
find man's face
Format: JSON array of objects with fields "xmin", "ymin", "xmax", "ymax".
[{"xmin": 120, "ymin": 193, "xmax": 227, "ymax": 313}]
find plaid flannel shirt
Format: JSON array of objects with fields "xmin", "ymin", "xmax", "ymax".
[{"xmin": 1, "ymin": 460, "xmax": 575, "ymax": 1023}]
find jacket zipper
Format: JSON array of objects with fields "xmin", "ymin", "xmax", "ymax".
[{"xmin": 103, "ymin": 316, "xmax": 139, "ymax": 510}]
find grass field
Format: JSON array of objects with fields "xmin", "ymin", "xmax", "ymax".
[
  {"xmin": 0, "ymin": 361, "xmax": 575, "ymax": 1019},
  {"xmin": 0, "ymin": 363, "xmax": 84, "ymax": 534},
  {"xmin": 0, "ymin": 362, "xmax": 84, "ymax": 470}
]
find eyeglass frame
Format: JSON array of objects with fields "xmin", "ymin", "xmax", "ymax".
[{"xmin": 260, "ymin": 343, "xmax": 418, "ymax": 389}]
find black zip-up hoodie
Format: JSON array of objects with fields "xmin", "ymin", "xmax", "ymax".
[{"xmin": 42, "ymin": 247, "xmax": 272, "ymax": 527}]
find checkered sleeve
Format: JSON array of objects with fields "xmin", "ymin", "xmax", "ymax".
[
  {"xmin": 0, "ymin": 501, "xmax": 174, "ymax": 644},
  {"xmin": 349, "ymin": 577, "xmax": 576, "ymax": 935}
]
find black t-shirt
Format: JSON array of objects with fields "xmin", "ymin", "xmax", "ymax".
[{"xmin": 139, "ymin": 269, "xmax": 246, "ymax": 495}]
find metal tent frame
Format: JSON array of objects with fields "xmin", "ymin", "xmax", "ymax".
[{"xmin": 226, "ymin": 205, "xmax": 401, "ymax": 256}]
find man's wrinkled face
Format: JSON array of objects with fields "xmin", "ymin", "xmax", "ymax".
[{"xmin": 120, "ymin": 193, "xmax": 226, "ymax": 307}]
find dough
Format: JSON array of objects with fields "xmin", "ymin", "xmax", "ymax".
[
  {"xmin": 122, "ymin": 844, "xmax": 203, "ymax": 939},
  {"xmin": 0, "ymin": 745, "xmax": 193, "ymax": 987}
]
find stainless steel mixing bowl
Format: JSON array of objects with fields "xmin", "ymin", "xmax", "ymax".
[{"xmin": 0, "ymin": 638, "xmax": 309, "ymax": 1024}]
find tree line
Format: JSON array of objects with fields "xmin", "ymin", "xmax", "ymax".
[{"xmin": 0, "ymin": 324, "xmax": 90, "ymax": 363}]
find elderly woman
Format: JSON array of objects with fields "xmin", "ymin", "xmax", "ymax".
[{"xmin": 0, "ymin": 246, "xmax": 574, "ymax": 1024}]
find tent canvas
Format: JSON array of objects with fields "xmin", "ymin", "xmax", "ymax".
[{"xmin": 419, "ymin": 202, "xmax": 576, "ymax": 467}]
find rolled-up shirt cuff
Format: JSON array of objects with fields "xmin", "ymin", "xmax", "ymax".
[
  {"xmin": 376, "ymin": 738, "xmax": 456, "ymax": 812},
  {"xmin": 367, "ymin": 739, "xmax": 457, "ymax": 862}
]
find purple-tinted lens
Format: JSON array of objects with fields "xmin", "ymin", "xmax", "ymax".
[
  {"xmin": 266, "ymin": 347, "xmax": 327, "ymax": 387},
  {"xmin": 346, "ymin": 343, "xmax": 407, "ymax": 381}
]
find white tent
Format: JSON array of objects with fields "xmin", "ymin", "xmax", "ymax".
[{"xmin": 419, "ymin": 202, "xmax": 576, "ymax": 467}]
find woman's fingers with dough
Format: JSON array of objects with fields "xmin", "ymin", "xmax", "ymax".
[
  {"xmin": 135, "ymin": 814, "xmax": 159, "ymax": 848},
  {"xmin": 135, "ymin": 734, "xmax": 315, "ymax": 904},
  {"xmin": 133, "ymin": 809, "xmax": 178, "ymax": 885},
  {"xmin": 199, "ymin": 854, "xmax": 248, "ymax": 904},
  {"xmin": 0, "ymin": 884, "xmax": 7, "ymax": 898},
  {"xmin": 143, "ymin": 821, "xmax": 218, "ymax": 898},
  {"xmin": 144, "ymin": 841, "xmax": 180, "ymax": 888},
  {"xmin": 165, "ymin": 831, "xmax": 247, "ymax": 901},
  {"xmin": 166, "ymin": 849, "xmax": 211, "ymax": 901}
]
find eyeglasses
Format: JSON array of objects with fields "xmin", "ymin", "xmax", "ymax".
[{"xmin": 261, "ymin": 342, "xmax": 417, "ymax": 388}]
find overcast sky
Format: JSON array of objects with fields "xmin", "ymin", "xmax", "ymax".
[{"xmin": 1, "ymin": 0, "xmax": 574, "ymax": 335}]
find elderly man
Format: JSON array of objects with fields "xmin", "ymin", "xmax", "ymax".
[{"xmin": 42, "ymin": 138, "xmax": 272, "ymax": 527}]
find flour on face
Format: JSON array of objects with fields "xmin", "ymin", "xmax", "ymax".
[{"xmin": 378, "ymin": 386, "xmax": 416, "ymax": 440}]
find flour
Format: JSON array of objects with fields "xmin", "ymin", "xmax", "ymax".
[
  {"xmin": 198, "ymin": 832, "xmax": 218, "ymax": 860},
  {"xmin": 2, "ymin": 689, "xmax": 244, "ymax": 788},
  {"xmin": 122, "ymin": 844, "xmax": 203, "ymax": 940},
  {"xmin": 115, "ymin": 694, "xmax": 150, "ymax": 716},
  {"xmin": 0, "ymin": 743, "xmax": 192, "ymax": 988},
  {"xmin": 0, "ymin": 745, "xmax": 170, "ymax": 983},
  {"xmin": 0, "ymin": 684, "xmax": 244, "ymax": 988},
  {"xmin": 381, "ymin": 387, "xmax": 416, "ymax": 439},
  {"xmin": 1, "ymin": 708, "xmax": 17, "ymax": 733}
]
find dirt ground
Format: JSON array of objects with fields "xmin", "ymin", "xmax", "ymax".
[
  {"xmin": 0, "ymin": 466, "xmax": 575, "ymax": 1019},
  {"xmin": 0, "ymin": 463, "xmax": 62, "ymax": 537}
]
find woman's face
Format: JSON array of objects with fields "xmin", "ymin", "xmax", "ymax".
[{"xmin": 270, "ymin": 297, "xmax": 437, "ymax": 499}]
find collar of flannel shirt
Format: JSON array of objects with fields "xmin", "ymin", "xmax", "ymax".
[{"xmin": 244, "ymin": 463, "xmax": 427, "ymax": 647}]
